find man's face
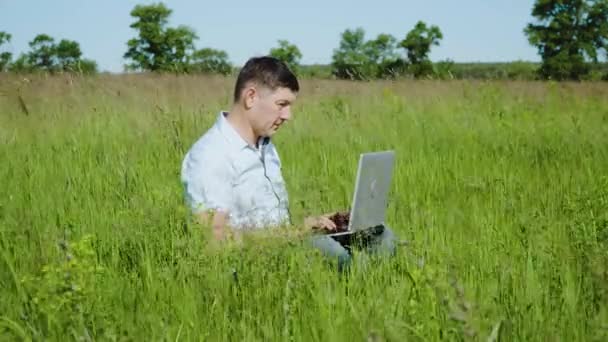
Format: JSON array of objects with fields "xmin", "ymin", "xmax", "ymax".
[{"xmin": 245, "ymin": 85, "xmax": 297, "ymax": 139}]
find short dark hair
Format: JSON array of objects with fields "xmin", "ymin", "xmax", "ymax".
[{"xmin": 233, "ymin": 56, "xmax": 299, "ymax": 103}]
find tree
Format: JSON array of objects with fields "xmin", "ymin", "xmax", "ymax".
[
  {"xmin": 364, "ymin": 33, "xmax": 403, "ymax": 78},
  {"xmin": 331, "ymin": 28, "xmax": 404, "ymax": 80},
  {"xmin": 400, "ymin": 21, "xmax": 443, "ymax": 78},
  {"xmin": 9, "ymin": 54, "xmax": 31, "ymax": 73},
  {"xmin": 27, "ymin": 34, "xmax": 57, "ymax": 71},
  {"xmin": 188, "ymin": 48, "xmax": 232, "ymax": 75},
  {"xmin": 8, "ymin": 34, "xmax": 97, "ymax": 74},
  {"xmin": 0, "ymin": 31, "xmax": 12, "ymax": 72},
  {"xmin": 54, "ymin": 39, "xmax": 97, "ymax": 73},
  {"xmin": 331, "ymin": 28, "xmax": 369, "ymax": 80},
  {"xmin": 55, "ymin": 39, "xmax": 82, "ymax": 70},
  {"xmin": 269, "ymin": 40, "xmax": 302, "ymax": 74},
  {"xmin": 525, "ymin": 0, "xmax": 608, "ymax": 80},
  {"xmin": 162, "ymin": 26, "xmax": 197, "ymax": 70},
  {"xmin": 70, "ymin": 59, "xmax": 98, "ymax": 74},
  {"xmin": 124, "ymin": 3, "xmax": 197, "ymax": 72}
]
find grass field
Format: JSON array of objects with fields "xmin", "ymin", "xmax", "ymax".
[{"xmin": 1, "ymin": 74, "xmax": 607, "ymax": 341}]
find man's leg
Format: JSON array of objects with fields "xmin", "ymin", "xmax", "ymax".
[
  {"xmin": 308, "ymin": 235, "xmax": 352, "ymax": 273},
  {"xmin": 361, "ymin": 225, "xmax": 397, "ymax": 258}
]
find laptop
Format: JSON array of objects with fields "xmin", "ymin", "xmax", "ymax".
[{"xmin": 327, "ymin": 150, "xmax": 395, "ymax": 239}]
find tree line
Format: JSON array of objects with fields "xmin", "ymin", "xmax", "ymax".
[
  {"xmin": 0, "ymin": 32, "xmax": 97, "ymax": 74},
  {"xmin": 1, "ymin": 0, "xmax": 607, "ymax": 81}
]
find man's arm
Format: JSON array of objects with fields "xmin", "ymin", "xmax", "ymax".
[{"xmin": 181, "ymin": 146, "xmax": 235, "ymax": 243}]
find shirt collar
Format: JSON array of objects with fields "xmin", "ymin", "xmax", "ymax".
[
  {"xmin": 217, "ymin": 111, "xmax": 249, "ymax": 150},
  {"xmin": 217, "ymin": 111, "xmax": 271, "ymax": 151}
]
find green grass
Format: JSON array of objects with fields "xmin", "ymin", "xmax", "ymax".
[{"xmin": 1, "ymin": 75, "xmax": 607, "ymax": 341}]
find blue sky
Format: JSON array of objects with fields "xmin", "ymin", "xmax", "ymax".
[{"xmin": 0, "ymin": 0, "xmax": 540, "ymax": 73}]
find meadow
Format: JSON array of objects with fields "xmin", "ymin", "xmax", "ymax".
[{"xmin": 0, "ymin": 74, "xmax": 607, "ymax": 341}]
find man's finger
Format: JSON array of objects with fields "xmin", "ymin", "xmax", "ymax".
[{"xmin": 321, "ymin": 217, "xmax": 337, "ymax": 230}]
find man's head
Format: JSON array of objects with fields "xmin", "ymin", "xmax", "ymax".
[{"xmin": 233, "ymin": 56, "xmax": 299, "ymax": 138}]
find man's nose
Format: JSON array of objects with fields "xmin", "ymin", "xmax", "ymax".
[{"xmin": 280, "ymin": 107, "xmax": 291, "ymax": 120}]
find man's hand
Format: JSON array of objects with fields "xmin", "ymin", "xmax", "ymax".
[
  {"xmin": 194, "ymin": 209, "xmax": 236, "ymax": 242},
  {"xmin": 304, "ymin": 213, "xmax": 337, "ymax": 232}
]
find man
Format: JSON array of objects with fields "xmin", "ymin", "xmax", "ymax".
[{"xmin": 180, "ymin": 56, "xmax": 396, "ymax": 271}]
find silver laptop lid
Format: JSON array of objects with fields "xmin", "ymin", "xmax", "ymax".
[{"xmin": 347, "ymin": 150, "xmax": 395, "ymax": 231}]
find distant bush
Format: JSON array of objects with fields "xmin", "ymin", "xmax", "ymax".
[{"xmin": 300, "ymin": 61, "xmax": 608, "ymax": 81}]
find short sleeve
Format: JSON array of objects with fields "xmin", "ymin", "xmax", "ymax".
[{"xmin": 181, "ymin": 149, "xmax": 233, "ymax": 214}]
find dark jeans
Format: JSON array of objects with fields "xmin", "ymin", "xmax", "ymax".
[{"xmin": 308, "ymin": 225, "xmax": 397, "ymax": 272}]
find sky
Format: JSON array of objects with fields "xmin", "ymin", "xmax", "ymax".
[{"xmin": 0, "ymin": 0, "xmax": 540, "ymax": 73}]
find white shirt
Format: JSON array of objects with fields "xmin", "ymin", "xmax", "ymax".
[{"xmin": 180, "ymin": 111, "xmax": 291, "ymax": 229}]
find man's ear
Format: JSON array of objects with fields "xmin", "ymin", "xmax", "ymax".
[{"xmin": 243, "ymin": 86, "xmax": 256, "ymax": 109}]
